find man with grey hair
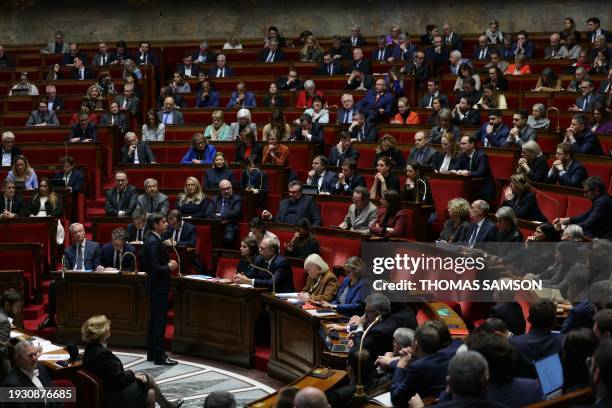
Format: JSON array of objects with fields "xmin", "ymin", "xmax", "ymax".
[
  {"xmin": 348, "ymin": 25, "xmax": 367, "ymax": 47},
  {"xmin": 375, "ymin": 327, "xmax": 415, "ymax": 373},
  {"xmin": 350, "ymin": 47, "xmax": 371, "ymax": 74},
  {"xmin": 448, "ymin": 50, "xmax": 471, "ymax": 75},
  {"xmin": 121, "ymin": 132, "xmax": 156, "ymax": 164},
  {"xmin": 1, "ymin": 341, "xmax": 58, "ymax": 396},
  {"xmin": 567, "ymin": 66, "xmax": 587, "ymax": 92},
  {"xmin": 137, "ymin": 178, "xmax": 169, "ymax": 216},
  {"xmin": 192, "ymin": 41, "xmax": 215, "ymax": 64},
  {"xmin": 338, "ymin": 186, "xmax": 377, "ymax": 234},
  {"xmin": 157, "ymin": 96, "xmax": 184, "ymax": 125},
  {"xmin": 45, "ymin": 84, "xmax": 63, "ymax": 111},
  {"xmin": 464, "ymin": 199, "xmax": 498, "ymax": 246},
  {"xmin": 337, "ymin": 94, "xmax": 356, "ymax": 125},
  {"xmin": 1, "ymin": 131, "xmax": 20, "ymax": 167},
  {"xmin": 294, "ymin": 386, "xmax": 329, "ymax": 408},
  {"xmin": 208, "ymin": 179, "xmax": 242, "ymax": 248},
  {"xmin": 208, "ymin": 54, "xmax": 234, "ymax": 77},
  {"xmin": 544, "ymin": 33, "xmax": 569, "ymax": 59},
  {"xmin": 114, "ymin": 83, "xmax": 140, "ymax": 116},
  {"xmin": 443, "ymin": 23, "xmax": 463, "ymax": 52}
]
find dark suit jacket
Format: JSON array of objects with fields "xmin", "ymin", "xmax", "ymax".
[
  {"xmin": 502, "ymin": 192, "xmax": 546, "ymax": 222},
  {"xmin": 1, "ymin": 364, "xmax": 61, "ymax": 408},
  {"xmin": 236, "ymin": 142, "xmax": 263, "ymax": 164},
  {"xmin": 163, "ymin": 221, "xmax": 196, "ymax": 247},
  {"xmin": 452, "ymin": 108, "xmax": 481, "ymax": 126},
  {"xmin": 391, "ymin": 348, "xmax": 450, "ymax": 406},
  {"xmin": 408, "ymin": 145, "xmax": 441, "ymax": 166},
  {"xmin": 464, "ymin": 218, "xmax": 498, "ymax": 244},
  {"xmin": 71, "ymin": 67, "xmax": 94, "ymax": 80},
  {"xmin": 439, "ymin": 219, "xmax": 470, "ymax": 242},
  {"xmin": 571, "ymin": 130, "xmax": 604, "ymax": 155},
  {"xmin": 191, "ymin": 51, "xmax": 216, "ymax": 63},
  {"xmin": 474, "ymin": 123, "xmax": 510, "ymax": 147},
  {"xmin": 274, "ymin": 195, "xmax": 321, "ymax": 226},
  {"xmin": 570, "ymin": 193, "xmax": 612, "ymax": 240},
  {"xmin": 64, "ymin": 240, "xmax": 101, "ymax": 270},
  {"xmin": 207, "ymin": 66, "xmax": 235, "ymax": 78},
  {"xmin": 458, "ymin": 149, "xmax": 497, "ymax": 201},
  {"xmin": 276, "ymin": 77, "xmax": 304, "ymax": 91},
  {"xmin": 0, "ymin": 193, "xmax": 25, "ymax": 216},
  {"xmin": 28, "ymin": 195, "xmax": 63, "ymax": 218},
  {"xmin": 424, "ymin": 47, "xmax": 450, "ymax": 74},
  {"xmin": 345, "ymin": 36, "xmax": 367, "ymax": 47},
  {"xmin": 419, "ymin": 92, "xmax": 449, "ymax": 108},
  {"xmin": 576, "ymin": 93, "xmax": 604, "ymax": 114},
  {"xmin": 331, "ymin": 277, "xmax": 370, "ymax": 316},
  {"xmin": 100, "ymin": 242, "xmax": 137, "ymax": 270},
  {"xmin": 473, "ymin": 46, "xmax": 494, "ymax": 60},
  {"xmin": 561, "ymin": 301, "xmax": 595, "ymax": 334},
  {"xmin": 142, "ymin": 233, "xmax": 172, "ymax": 295},
  {"xmin": 333, "ymin": 173, "xmax": 366, "ymax": 195},
  {"xmin": 355, "ymin": 90, "xmax": 394, "ymax": 118},
  {"xmin": 135, "ymin": 51, "xmax": 160, "ymax": 66},
  {"xmin": 257, "ymin": 48, "xmax": 286, "ymax": 62},
  {"xmin": 99, "ymin": 112, "xmax": 130, "ymax": 133},
  {"xmin": 488, "ymin": 302, "xmax": 526, "ymax": 335},
  {"xmin": 510, "ymin": 329, "xmax": 563, "ymax": 377},
  {"xmin": 208, "ymin": 194, "xmax": 242, "ymax": 225},
  {"xmin": 227, "ymin": 91, "xmax": 257, "ymax": 108},
  {"xmin": 261, "ymin": 94, "xmax": 286, "ymax": 108},
  {"xmin": 176, "ymin": 63, "xmax": 200, "ymax": 78},
  {"xmin": 315, "ymin": 61, "xmax": 345, "ymax": 75},
  {"xmin": 445, "ymin": 33, "xmax": 464, "ymax": 51},
  {"xmin": 355, "ymin": 308, "xmax": 418, "ymax": 360},
  {"xmin": 105, "ymin": 185, "xmax": 138, "ymax": 217},
  {"xmin": 52, "ymin": 169, "xmax": 85, "ymax": 193},
  {"xmin": 195, "ymin": 90, "xmax": 220, "ymax": 108},
  {"xmin": 113, "ymin": 95, "xmax": 140, "ymax": 117},
  {"xmin": 350, "ymin": 59, "xmax": 372, "ymax": 74},
  {"xmin": 68, "ymin": 122, "xmax": 97, "ymax": 142},
  {"xmin": 349, "ymin": 123, "xmax": 378, "ymax": 142},
  {"xmin": 1, "ymin": 146, "xmax": 21, "ymax": 167},
  {"xmin": 545, "ymin": 159, "xmax": 588, "ymax": 188},
  {"xmin": 48, "ymin": 97, "xmax": 64, "ymax": 111},
  {"xmin": 328, "ymin": 44, "xmax": 352, "ymax": 60},
  {"xmin": 371, "ymin": 46, "xmax": 394, "ymax": 61},
  {"xmin": 247, "ymin": 254, "xmax": 295, "ymax": 293},
  {"xmin": 307, "ymin": 171, "xmax": 338, "ymax": 194},
  {"xmin": 291, "ymin": 123, "xmax": 324, "ymax": 144},
  {"xmin": 329, "ymin": 146, "xmax": 359, "ymax": 166},
  {"xmin": 205, "ymin": 168, "xmax": 233, "ymax": 189},
  {"xmin": 526, "ymin": 155, "xmax": 549, "ymax": 183},
  {"xmin": 127, "ymin": 223, "xmax": 149, "ymax": 242},
  {"xmin": 404, "ymin": 62, "xmax": 430, "ymax": 88},
  {"xmin": 120, "ymin": 141, "xmax": 156, "ymax": 164}
]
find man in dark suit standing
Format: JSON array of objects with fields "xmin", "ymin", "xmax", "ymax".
[
  {"xmin": 315, "ymin": 52, "xmax": 345, "ymax": 75},
  {"xmin": 105, "ymin": 171, "xmax": 138, "ymax": 217},
  {"xmin": 142, "ymin": 213, "xmax": 178, "ymax": 365},
  {"xmin": 208, "ymin": 180, "xmax": 242, "ymax": 248},
  {"xmin": 306, "ymin": 156, "xmax": 338, "ymax": 194},
  {"xmin": 234, "ymin": 237, "xmax": 295, "ymax": 293},
  {"xmin": 1, "ymin": 131, "xmax": 20, "ymax": 167},
  {"xmin": 52, "ymin": 155, "xmax": 84, "ymax": 193},
  {"xmin": 333, "ymin": 158, "xmax": 366, "ymax": 195},
  {"xmin": 257, "ymin": 40, "xmax": 285, "ymax": 62},
  {"xmin": 463, "ymin": 200, "xmax": 498, "ymax": 247},
  {"xmin": 96, "ymin": 228, "xmax": 136, "ymax": 272},
  {"xmin": 456, "ymin": 135, "xmax": 496, "ymax": 201},
  {"xmin": 99, "ymin": 101, "xmax": 130, "ymax": 134},
  {"xmin": 67, "ymin": 113, "xmax": 97, "ymax": 143},
  {"xmin": 121, "ymin": 132, "xmax": 156, "ymax": 164},
  {"xmin": 262, "ymin": 180, "xmax": 321, "ymax": 226},
  {"xmin": 0, "ymin": 179, "xmax": 25, "ymax": 218}
]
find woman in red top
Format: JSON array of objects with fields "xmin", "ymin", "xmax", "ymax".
[
  {"xmin": 370, "ymin": 189, "xmax": 408, "ymax": 238},
  {"xmin": 390, "ymin": 97, "xmax": 420, "ymax": 124},
  {"xmin": 296, "ymin": 80, "xmax": 324, "ymax": 108},
  {"xmin": 505, "ymin": 54, "xmax": 531, "ymax": 76}
]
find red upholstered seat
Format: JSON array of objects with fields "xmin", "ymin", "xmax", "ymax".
[
  {"xmin": 486, "ymin": 149, "xmax": 518, "ymax": 181},
  {"xmin": 316, "ymin": 234, "xmax": 363, "ymax": 267},
  {"xmin": 319, "ymin": 200, "xmax": 348, "ymax": 227},
  {"xmin": 534, "ymin": 189, "xmax": 568, "ymax": 223},
  {"xmin": 582, "ymin": 160, "xmax": 612, "ymax": 189},
  {"xmin": 216, "ymin": 257, "xmax": 240, "ymax": 279},
  {"xmin": 73, "ymin": 369, "xmax": 103, "ymax": 408},
  {"xmin": 0, "ymin": 250, "xmax": 36, "ymax": 300},
  {"xmin": 0, "ymin": 222, "xmax": 54, "ymax": 265},
  {"xmin": 292, "ymin": 266, "xmax": 307, "ymax": 292},
  {"xmin": 600, "ymin": 136, "xmax": 612, "ymax": 158},
  {"xmin": 566, "ymin": 195, "xmax": 592, "ymax": 219},
  {"xmin": 357, "ymin": 147, "xmax": 377, "ymax": 169},
  {"xmin": 416, "ymin": 308, "xmax": 430, "ymax": 325},
  {"xmin": 92, "ymin": 220, "xmax": 127, "ymax": 243},
  {"xmin": 287, "ymin": 143, "xmax": 315, "ymax": 173},
  {"xmin": 195, "ymin": 224, "xmax": 215, "ymax": 271}
]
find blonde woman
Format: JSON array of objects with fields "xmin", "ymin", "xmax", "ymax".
[
  {"xmin": 7, "ymin": 155, "xmax": 37, "ymax": 190},
  {"xmin": 477, "ymin": 83, "xmax": 507, "ymax": 110},
  {"xmin": 297, "ymin": 253, "xmax": 339, "ymax": 302},
  {"xmin": 373, "ymin": 134, "xmax": 405, "ymax": 169},
  {"xmin": 85, "ymin": 84, "xmax": 105, "ymax": 111},
  {"xmin": 438, "ymin": 198, "xmax": 471, "ymax": 242},
  {"xmin": 81, "ymin": 315, "xmax": 182, "ymax": 408},
  {"xmin": 176, "ymin": 177, "xmax": 208, "ymax": 218},
  {"xmin": 28, "ymin": 177, "xmax": 62, "ymax": 217},
  {"xmin": 204, "ymin": 110, "xmax": 231, "ymax": 141},
  {"xmin": 299, "ymin": 35, "xmax": 323, "ymax": 62}
]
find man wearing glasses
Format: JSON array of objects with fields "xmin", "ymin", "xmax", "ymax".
[{"xmin": 104, "ymin": 171, "xmax": 138, "ymax": 217}]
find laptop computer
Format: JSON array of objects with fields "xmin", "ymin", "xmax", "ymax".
[
  {"xmin": 534, "ymin": 353, "xmax": 563, "ymax": 399},
  {"xmin": 10, "ymin": 88, "xmax": 31, "ymax": 96}
]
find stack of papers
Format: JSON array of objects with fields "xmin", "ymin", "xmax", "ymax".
[
  {"xmin": 276, "ymin": 293, "xmax": 299, "ymax": 299},
  {"xmin": 184, "ymin": 275, "xmax": 214, "ymax": 281},
  {"xmin": 305, "ymin": 310, "xmax": 337, "ymax": 317}
]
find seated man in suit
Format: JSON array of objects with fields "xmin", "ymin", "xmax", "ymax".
[
  {"xmin": 262, "ymin": 180, "xmax": 321, "ymax": 226},
  {"xmin": 72, "ymin": 56, "xmax": 94, "ymax": 80},
  {"xmin": 545, "ymin": 143, "xmax": 588, "ymax": 188},
  {"xmin": 408, "ymin": 131, "xmax": 442, "ymax": 166},
  {"xmin": 0, "ymin": 178, "xmax": 25, "ymax": 218},
  {"xmin": 329, "ymin": 35, "xmax": 352, "ymax": 60},
  {"xmin": 96, "ymin": 227, "xmax": 136, "ymax": 272},
  {"xmin": 419, "ymin": 78, "xmax": 449, "ymax": 109},
  {"xmin": 67, "ymin": 112, "xmax": 97, "ymax": 142},
  {"xmin": 113, "ymin": 83, "xmax": 140, "ymax": 117},
  {"xmin": 350, "ymin": 47, "xmax": 372, "ymax": 74},
  {"xmin": 346, "ymin": 69, "xmax": 374, "ymax": 91},
  {"xmin": 425, "ymin": 35, "xmax": 450, "ymax": 75},
  {"xmin": 157, "ymin": 96, "xmax": 184, "ymax": 125},
  {"xmin": 329, "ymin": 131, "xmax": 359, "ymax": 166},
  {"xmin": 349, "ymin": 111, "xmax": 378, "ymax": 142},
  {"xmin": 91, "ymin": 42, "xmax": 114, "ymax": 66},
  {"xmin": 25, "ymin": 99, "xmax": 59, "ymax": 127},
  {"xmin": 105, "ymin": 171, "xmax": 138, "ymax": 217},
  {"xmin": 487, "ymin": 303, "xmax": 526, "ymax": 336},
  {"xmin": 62, "ymin": 42, "xmax": 87, "ymax": 65},
  {"xmin": 291, "ymin": 113, "xmax": 324, "ymax": 145},
  {"xmin": 355, "ymin": 78, "xmax": 394, "ymax": 122},
  {"xmin": 451, "ymin": 97, "xmax": 481, "ymax": 126},
  {"xmin": 99, "ymin": 101, "xmax": 130, "ymax": 134},
  {"xmin": 192, "ymin": 41, "xmax": 215, "ymax": 64},
  {"xmin": 315, "ymin": 51, "xmax": 345, "ymax": 75},
  {"xmin": 226, "ymin": 82, "xmax": 257, "ymax": 109},
  {"xmin": 207, "ymin": 54, "xmax": 234, "ymax": 78},
  {"xmin": 505, "ymin": 109, "xmax": 536, "ymax": 148},
  {"xmin": 563, "ymin": 113, "xmax": 604, "ymax": 155},
  {"xmin": 40, "ymin": 30, "xmax": 69, "ymax": 54},
  {"xmin": 510, "ymin": 299, "xmax": 562, "ymax": 378},
  {"xmin": 135, "ymin": 41, "xmax": 160, "ymax": 66},
  {"xmin": 474, "ymin": 109, "xmax": 510, "ymax": 147},
  {"xmin": 337, "ymin": 94, "xmax": 357, "ymax": 125},
  {"xmin": 429, "ymin": 108, "xmax": 461, "ymax": 144},
  {"xmin": 52, "ymin": 155, "xmax": 84, "ymax": 193},
  {"xmin": 306, "ymin": 156, "xmax": 338, "ymax": 194},
  {"xmin": 45, "ymin": 84, "xmax": 63, "ymax": 111},
  {"xmin": 136, "ymin": 178, "xmax": 169, "ymax": 216},
  {"xmin": 40, "ymin": 222, "xmax": 101, "ymax": 329},
  {"xmin": 569, "ymin": 78, "xmax": 604, "ymax": 113},
  {"xmin": 195, "ymin": 80, "xmax": 219, "ymax": 108},
  {"xmin": 176, "ymin": 54, "xmax": 199, "ymax": 78},
  {"xmin": 1, "ymin": 131, "xmax": 20, "ymax": 167},
  {"xmin": 120, "ymin": 131, "xmax": 156, "ymax": 164},
  {"xmin": 462, "ymin": 200, "xmax": 498, "ymax": 246},
  {"xmin": 371, "ymin": 35, "xmax": 394, "ymax": 62},
  {"xmin": 402, "ymin": 50, "xmax": 430, "ymax": 90},
  {"xmin": 207, "ymin": 180, "xmax": 242, "ymax": 248},
  {"xmin": 338, "ymin": 186, "xmax": 378, "ymax": 234},
  {"xmin": 127, "ymin": 208, "xmax": 149, "ymax": 243},
  {"xmin": 454, "ymin": 135, "xmax": 497, "ymax": 201},
  {"xmin": 555, "ymin": 176, "xmax": 612, "ymax": 240},
  {"xmin": 333, "ymin": 158, "xmax": 366, "ymax": 195},
  {"xmin": 276, "ymin": 68, "xmax": 303, "ymax": 91},
  {"xmin": 258, "ymin": 39, "xmax": 285, "ymax": 62},
  {"xmin": 163, "ymin": 209, "xmax": 196, "ymax": 248},
  {"xmin": 233, "ymin": 237, "xmax": 295, "ymax": 293}
]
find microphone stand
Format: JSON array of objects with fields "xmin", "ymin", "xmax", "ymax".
[
  {"xmin": 248, "ymin": 263, "xmax": 275, "ymax": 295},
  {"xmin": 61, "ymin": 254, "xmax": 67, "ymax": 279},
  {"xmin": 119, "ymin": 251, "xmax": 137, "ymax": 275},
  {"xmin": 171, "ymin": 242, "xmax": 182, "ymax": 277},
  {"xmin": 530, "ymin": 185, "xmax": 560, "ymax": 220},
  {"xmin": 354, "ymin": 313, "xmax": 381, "ymax": 398}
]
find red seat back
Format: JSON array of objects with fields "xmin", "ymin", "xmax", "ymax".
[
  {"xmin": 216, "ymin": 257, "xmax": 240, "ymax": 279},
  {"xmin": 566, "ymin": 195, "xmax": 592, "ymax": 218},
  {"xmin": 534, "ymin": 190, "xmax": 569, "ymax": 223},
  {"xmin": 429, "ymin": 178, "xmax": 465, "ymax": 222},
  {"xmin": 292, "ymin": 266, "xmax": 307, "ymax": 292},
  {"xmin": 316, "ymin": 234, "xmax": 363, "ymax": 267},
  {"xmin": 319, "ymin": 201, "xmax": 348, "ymax": 227},
  {"xmin": 194, "ymin": 224, "xmax": 215, "ymax": 271}
]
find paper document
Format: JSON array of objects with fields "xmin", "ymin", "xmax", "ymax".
[
  {"xmin": 305, "ymin": 310, "xmax": 336, "ymax": 317},
  {"xmin": 276, "ymin": 293, "xmax": 299, "ymax": 298},
  {"xmin": 371, "ymin": 392, "xmax": 392, "ymax": 406},
  {"xmin": 39, "ymin": 354, "xmax": 70, "ymax": 361},
  {"xmin": 184, "ymin": 275, "xmax": 214, "ymax": 280}
]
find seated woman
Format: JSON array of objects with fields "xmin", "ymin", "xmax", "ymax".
[
  {"xmin": 9, "ymin": 73, "xmax": 39, "ymax": 96},
  {"xmin": 589, "ymin": 51, "xmax": 609, "ymax": 75},
  {"xmin": 85, "ymin": 85, "xmax": 105, "ymax": 111},
  {"xmin": 285, "ymin": 218, "xmax": 320, "ymax": 259},
  {"xmin": 533, "ymin": 68, "xmax": 561, "ymax": 92},
  {"xmin": 527, "ymin": 103, "xmax": 550, "ymax": 130},
  {"xmin": 477, "ymin": 83, "xmax": 507, "ymax": 110},
  {"xmin": 590, "ymin": 102, "xmax": 612, "ymax": 134},
  {"xmin": 426, "ymin": 97, "xmax": 443, "ymax": 126},
  {"xmin": 312, "ymin": 256, "xmax": 370, "ymax": 316},
  {"xmin": 97, "ymin": 70, "xmax": 116, "ymax": 97},
  {"xmin": 302, "ymin": 95, "xmax": 329, "ymax": 124},
  {"xmin": 299, "ymin": 35, "xmax": 324, "ymax": 62},
  {"xmin": 180, "ymin": 133, "xmax": 216, "ymax": 165},
  {"xmin": 69, "ymin": 104, "xmax": 98, "ymax": 126},
  {"xmin": 28, "ymin": 177, "xmax": 62, "ymax": 217},
  {"xmin": 454, "ymin": 63, "xmax": 481, "ymax": 92},
  {"xmin": 370, "ymin": 157, "xmax": 400, "ymax": 199},
  {"xmin": 483, "ymin": 66, "xmax": 508, "ymax": 91},
  {"xmin": 7, "ymin": 155, "xmax": 38, "ymax": 190},
  {"xmin": 494, "ymin": 206, "xmax": 523, "ymax": 243},
  {"xmin": 502, "ymin": 173, "xmax": 546, "ymax": 222},
  {"xmin": 205, "ymin": 152, "xmax": 233, "ymax": 188},
  {"xmin": 82, "ymin": 315, "xmax": 182, "ymax": 408},
  {"xmin": 296, "ymin": 80, "xmax": 324, "ymax": 109},
  {"xmin": 516, "ymin": 140, "xmax": 548, "ymax": 183},
  {"xmin": 122, "ymin": 59, "xmax": 142, "ymax": 80},
  {"xmin": 237, "ymin": 237, "xmax": 259, "ymax": 275},
  {"xmin": 438, "ymin": 197, "xmax": 471, "ymax": 243},
  {"xmin": 236, "ymin": 129, "xmax": 263, "ymax": 164},
  {"xmin": 503, "ymin": 223, "xmax": 560, "ymax": 275},
  {"xmin": 505, "ymin": 54, "xmax": 531, "ymax": 75},
  {"xmin": 176, "ymin": 177, "xmax": 209, "ymax": 218},
  {"xmin": 240, "ymin": 158, "xmax": 268, "ymax": 209},
  {"xmin": 261, "ymin": 82, "xmax": 286, "ymax": 108},
  {"xmin": 262, "ymin": 110, "xmax": 291, "ymax": 141},
  {"xmin": 297, "ymin": 254, "xmax": 339, "ymax": 303},
  {"xmin": 169, "ymin": 72, "xmax": 191, "ymax": 94},
  {"xmin": 390, "ymin": 97, "xmax": 420, "ymax": 124},
  {"xmin": 370, "ymin": 189, "xmax": 408, "ymax": 238},
  {"xmin": 262, "ymin": 133, "xmax": 289, "ymax": 166},
  {"xmin": 204, "ymin": 110, "xmax": 231, "ymax": 141},
  {"xmin": 401, "ymin": 163, "xmax": 433, "ymax": 205},
  {"xmin": 230, "ymin": 109, "xmax": 257, "ymax": 140},
  {"xmin": 247, "ymin": 217, "xmax": 279, "ymax": 247},
  {"xmin": 435, "ymin": 132, "xmax": 461, "ymax": 173},
  {"xmin": 373, "ymin": 134, "xmax": 405, "ymax": 170},
  {"xmin": 142, "ymin": 109, "xmax": 165, "ymax": 141}
]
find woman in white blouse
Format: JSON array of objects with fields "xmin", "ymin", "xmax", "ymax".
[
  {"xmin": 301, "ymin": 95, "xmax": 329, "ymax": 124},
  {"xmin": 141, "ymin": 109, "xmax": 165, "ymax": 141},
  {"xmin": 453, "ymin": 63, "xmax": 481, "ymax": 92}
]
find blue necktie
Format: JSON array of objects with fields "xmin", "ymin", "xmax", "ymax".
[
  {"xmin": 221, "ymin": 199, "xmax": 227, "ymax": 216},
  {"xmin": 76, "ymin": 244, "xmax": 84, "ymax": 270}
]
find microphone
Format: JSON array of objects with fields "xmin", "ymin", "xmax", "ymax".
[
  {"xmin": 61, "ymin": 254, "xmax": 67, "ymax": 279},
  {"xmin": 530, "ymin": 185, "xmax": 560, "ymax": 221},
  {"xmin": 248, "ymin": 263, "xmax": 276, "ymax": 295},
  {"xmin": 416, "ymin": 178, "xmax": 428, "ymax": 203},
  {"xmin": 170, "ymin": 242, "xmax": 182, "ymax": 277},
  {"xmin": 119, "ymin": 251, "xmax": 137, "ymax": 274},
  {"xmin": 354, "ymin": 313, "xmax": 381, "ymax": 398}
]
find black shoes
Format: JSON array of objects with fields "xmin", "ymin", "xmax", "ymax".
[
  {"xmin": 38, "ymin": 316, "xmax": 56, "ymax": 330},
  {"xmin": 173, "ymin": 399, "xmax": 184, "ymax": 407},
  {"xmin": 154, "ymin": 357, "xmax": 178, "ymax": 366}
]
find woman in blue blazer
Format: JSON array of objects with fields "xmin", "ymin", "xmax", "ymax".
[{"xmin": 180, "ymin": 133, "xmax": 216, "ymax": 165}]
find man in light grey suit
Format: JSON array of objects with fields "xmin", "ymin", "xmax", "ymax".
[
  {"xmin": 136, "ymin": 178, "xmax": 169, "ymax": 216},
  {"xmin": 407, "ymin": 131, "xmax": 441, "ymax": 167},
  {"xmin": 157, "ymin": 97, "xmax": 184, "ymax": 125},
  {"xmin": 25, "ymin": 100, "xmax": 60, "ymax": 127},
  {"xmin": 338, "ymin": 186, "xmax": 378, "ymax": 234},
  {"xmin": 0, "ymin": 289, "xmax": 22, "ymax": 381},
  {"xmin": 40, "ymin": 30, "xmax": 69, "ymax": 54}
]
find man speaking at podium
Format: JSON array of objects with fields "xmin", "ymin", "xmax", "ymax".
[{"xmin": 141, "ymin": 213, "xmax": 178, "ymax": 365}]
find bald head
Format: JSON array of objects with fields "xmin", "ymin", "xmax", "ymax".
[
  {"xmin": 293, "ymin": 387, "xmax": 329, "ymax": 408},
  {"xmin": 163, "ymin": 97, "xmax": 175, "ymax": 112}
]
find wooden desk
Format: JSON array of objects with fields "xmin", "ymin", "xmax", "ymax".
[
  {"xmin": 422, "ymin": 302, "xmax": 469, "ymax": 338},
  {"xmin": 51, "ymin": 271, "xmax": 149, "ymax": 348},
  {"xmin": 171, "ymin": 276, "xmax": 265, "ymax": 367}
]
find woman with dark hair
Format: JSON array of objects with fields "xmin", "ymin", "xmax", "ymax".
[
  {"xmin": 370, "ymin": 190, "xmax": 407, "ymax": 238},
  {"xmin": 534, "ymin": 68, "xmax": 561, "ymax": 91},
  {"xmin": 180, "ymin": 133, "xmax": 216, "ymax": 165},
  {"xmin": 426, "ymin": 97, "xmax": 443, "ymax": 126},
  {"xmin": 28, "ymin": 177, "xmax": 63, "ymax": 217},
  {"xmin": 504, "ymin": 222, "xmax": 560, "ymax": 275},
  {"xmin": 435, "ymin": 132, "xmax": 461, "ymax": 172},
  {"xmin": 303, "ymin": 95, "xmax": 329, "ymax": 124},
  {"xmin": 264, "ymin": 25, "xmax": 286, "ymax": 48},
  {"xmin": 502, "ymin": 173, "xmax": 546, "ymax": 222},
  {"xmin": 236, "ymin": 129, "xmax": 263, "ymax": 163},
  {"xmin": 205, "ymin": 152, "xmax": 233, "ymax": 188},
  {"xmin": 97, "ymin": 70, "xmax": 116, "ymax": 96},
  {"xmin": 454, "ymin": 63, "xmax": 481, "ymax": 92},
  {"xmin": 169, "ymin": 72, "xmax": 190, "ymax": 94},
  {"xmin": 240, "ymin": 158, "xmax": 268, "ymax": 209},
  {"xmin": 261, "ymin": 82, "xmax": 286, "ymax": 108},
  {"xmin": 438, "ymin": 198, "xmax": 470, "ymax": 243},
  {"xmin": 477, "ymin": 83, "xmax": 507, "ymax": 109},
  {"xmin": 262, "ymin": 110, "xmax": 290, "ymax": 141},
  {"xmin": 560, "ymin": 17, "xmax": 581, "ymax": 43},
  {"xmin": 247, "ymin": 216, "xmax": 279, "ymax": 246},
  {"xmin": 285, "ymin": 218, "xmax": 320, "ymax": 259},
  {"xmin": 483, "ymin": 66, "xmax": 508, "ymax": 91},
  {"xmin": 590, "ymin": 103, "xmax": 612, "ymax": 134},
  {"xmin": 237, "ymin": 236, "xmax": 259, "ymax": 274},
  {"xmin": 141, "ymin": 109, "xmax": 165, "ymax": 141},
  {"xmin": 590, "ymin": 51, "xmax": 610, "ymax": 75},
  {"xmin": 401, "ymin": 163, "xmax": 433, "ymax": 205},
  {"xmin": 561, "ymin": 328, "xmax": 598, "ymax": 391},
  {"xmin": 373, "ymin": 134, "xmax": 405, "ymax": 170},
  {"xmin": 370, "ymin": 157, "xmax": 400, "ymax": 199}
]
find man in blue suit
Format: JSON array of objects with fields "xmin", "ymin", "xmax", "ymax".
[
  {"xmin": 195, "ymin": 80, "xmax": 219, "ymax": 108},
  {"xmin": 473, "ymin": 35, "xmax": 494, "ymax": 60},
  {"xmin": 262, "ymin": 180, "xmax": 321, "ymax": 226},
  {"xmin": 226, "ymin": 82, "xmax": 257, "ymax": 109},
  {"xmin": 355, "ymin": 78, "xmax": 394, "ymax": 122},
  {"xmin": 371, "ymin": 36, "xmax": 394, "ymax": 62},
  {"xmin": 348, "ymin": 111, "xmax": 378, "ymax": 142},
  {"xmin": 207, "ymin": 180, "xmax": 242, "ymax": 248},
  {"xmin": 207, "ymin": 54, "xmax": 234, "ymax": 78},
  {"xmin": 333, "ymin": 159, "xmax": 367, "ymax": 195},
  {"xmin": 511, "ymin": 31, "xmax": 535, "ymax": 59},
  {"xmin": 97, "ymin": 228, "xmax": 136, "ymax": 272},
  {"xmin": 564, "ymin": 113, "xmax": 604, "ymax": 155},
  {"xmin": 473, "ymin": 109, "xmax": 510, "ymax": 147},
  {"xmin": 162, "ymin": 210, "xmax": 196, "ymax": 248},
  {"xmin": 463, "ymin": 200, "xmax": 498, "ymax": 247},
  {"xmin": 306, "ymin": 156, "xmax": 338, "ymax": 194},
  {"xmin": 291, "ymin": 114, "xmax": 324, "ymax": 145},
  {"xmin": 545, "ymin": 143, "xmax": 588, "ymax": 188},
  {"xmin": 234, "ymin": 237, "xmax": 294, "ymax": 293},
  {"xmin": 52, "ymin": 155, "xmax": 84, "ymax": 193},
  {"xmin": 456, "ymin": 135, "xmax": 497, "ymax": 201}
]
